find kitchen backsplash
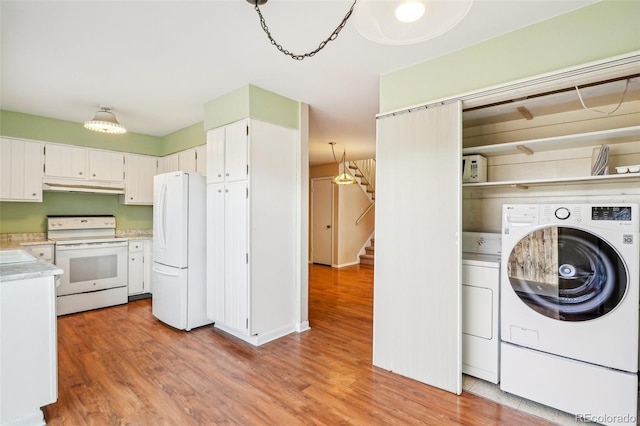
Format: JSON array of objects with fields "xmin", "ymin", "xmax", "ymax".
[
  {"xmin": 0, "ymin": 232, "xmax": 48, "ymax": 245},
  {"xmin": 0, "ymin": 229, "xmax": 153, "ymax": 245},
  {"xmin": 115, "ymin": 229, "xmax": 153, "ymax": 239}
]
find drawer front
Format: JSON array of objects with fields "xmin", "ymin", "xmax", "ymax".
[
  {"xmin": 26, "ymin": 245, "xmax": 54, "ymax": 261},
  {"xmin": 128, "ymin": 241, "xmax": 144, "ymax": 253}
]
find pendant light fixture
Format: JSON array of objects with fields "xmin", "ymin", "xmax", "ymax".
[
  {"xmin": 84, "ymin": 106, "xmax": 126, "ymax": 134},
  {"xmin": 330, "ymin": 142, "xmax": 357, "ymax": 185},
  {"xmin": 353, "ymin": 0, "xmax": 474, "ymax": 45}
]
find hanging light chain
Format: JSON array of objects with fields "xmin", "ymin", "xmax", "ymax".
[{"xmin": 251, "ymin": 0, "xmax": 358, "ymax": 61}]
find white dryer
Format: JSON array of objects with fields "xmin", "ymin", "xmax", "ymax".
[
  {"xmin": 500, "ymin": 203, "xmax": 639, "ymax": 425},
  {"xmin": 462, "ymin": 232, "xmax": 501, "ymax": 384}
]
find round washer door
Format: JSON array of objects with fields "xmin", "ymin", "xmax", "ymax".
[{"xmin": 507, "ymin": 227, "xmax": 627, "ymax": 321}]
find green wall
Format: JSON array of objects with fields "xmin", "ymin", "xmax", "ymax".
[
  {"xmin": 380, "ymin": 0, "xmax": 640, "ymax": 112},
  {"xmin": 0, "ymin": 192, "xmax": 152, "ymax": 233},
  {"xmin": 162, "ymin": 121, "xmax": 207, "ymax": 155},
  {"xmin": 0, "ymin": 110, "xmax": 163, "ymax": 155},
  {"xmin": 203, "ymin": 84, "xmax": 300, "ymax": 131}
]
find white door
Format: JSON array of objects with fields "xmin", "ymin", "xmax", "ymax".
[
  {"xmin": 128, "ymin": 253, "xmax": 144, "ymax": 295},
  {"xmin": 44, "ymin": 144, "xmax": 86, "ymax": 179},
  {"xmin": 206, "ymin": 127, "xmax": 225, "ymax": 183},
  {"xmin": 88, "ymin": 150, "xmax": 124, "ymax": 181},
  {"xmin": 206, "ymin": 183, "xmax": 226, "ymax": 322},
  {"xmin": 151, "ymin": 263, "xmax": 187, "ymax": 330},
  {"xmin": 311, "ymin": 178, "xmax": 333, "ymax": 265},
  {"xmin": 124, "ymin": 154, "xmax": 157, "ymax": 204},
  {"xmin": 0, "ymin": 139, "xmax": 42, "ymax": 201},
  {"xmin": 157, "ymin": 153, "xmax": 179, "ymax": 174},
  {"xmin": 178, "ymin": 148, "xmax": 197, "ymax": 172},
  {"xmin": 224, "ymin": 120, "xmax": 249, "ymax": 182},
  {"xmin": 196, "ymin": 145, "xmax": 207, "ymax": 176},
  {"xmin": 153, "ymin": 172, "xmax": 188, "ymax": 268},
  {"xmin": 373, "ymin": 102, "xmax": 462, "ymax": 394},
  {"xmin": 224, "ymin": 181, "xmax": 249, "ymax": 333}
]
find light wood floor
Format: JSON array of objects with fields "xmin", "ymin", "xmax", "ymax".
[{"xmin": 43, "ymin": 264, "xmax": 554, "ymax": 425}]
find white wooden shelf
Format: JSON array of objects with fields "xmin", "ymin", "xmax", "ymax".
[
  {"xmin": 462, "ymin": 126, "xmax": 640, "ymax": 157},
  {"xmin": 463, "ymin": 171, "xmax": 640, "ymax": 189}
]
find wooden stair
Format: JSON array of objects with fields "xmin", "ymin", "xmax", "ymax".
[
  {"xmin": 349, "ymin": 159, "xmax": 376, "ymax": 266},
  {"xmin": 360, "ymin": 238, "xmax": 375, "ymax": 266}
]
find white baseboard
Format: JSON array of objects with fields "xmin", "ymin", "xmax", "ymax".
[
  {"xmin": 214, "ymin": 323, "xmax": 297, "ymax": 346},
  {"xmin": 296, "ymin": 321, "xmax": 311, "ymax": 332}
]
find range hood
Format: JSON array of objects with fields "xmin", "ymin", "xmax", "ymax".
[{"xmin": 42, "ymin": 177, "xmax": 125, "ymax": 194}]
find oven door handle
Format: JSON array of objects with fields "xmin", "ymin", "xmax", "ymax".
[{"xmin": 56, "ymin": 242, "xmax": 128, "ymax": 251}]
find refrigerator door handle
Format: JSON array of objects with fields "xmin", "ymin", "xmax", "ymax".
[
  {"xmin": 158, "ymin": 183, "xmax": 167, "ymax": 249},
  {"xmin": 152, "ymin": 265, "xmax": 180, "ymax": 277}
]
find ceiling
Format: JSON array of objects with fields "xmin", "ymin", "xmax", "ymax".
[{"xmin": 0, "ymin": 0, "xmax": 599, "ymax": 165}]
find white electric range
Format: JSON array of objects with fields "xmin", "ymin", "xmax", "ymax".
[{"xmin": 48, "ymin": 216, "xmax": 128, "ymax": 315}]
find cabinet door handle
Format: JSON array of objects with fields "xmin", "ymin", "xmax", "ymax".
[{"xmin": 79, "ymin": 171, "xmax": 83, "ymax": 175}]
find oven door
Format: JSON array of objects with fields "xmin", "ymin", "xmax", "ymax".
[{"xmin": 55, "ymin": 242, "xmax": 128, "ymax": 296}]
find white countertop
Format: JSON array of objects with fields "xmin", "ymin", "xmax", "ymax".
[{"xmin": 0, "ymin": 250, "xmax": 63, "ymax": 282}]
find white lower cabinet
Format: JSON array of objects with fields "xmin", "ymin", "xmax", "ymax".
[
  {"xmin": 206, "ymin": 119, "xmax": 298, "ymax": 346},
  {"xmin": 128, "ymin": 239, "xmax": 152, "ymax": 295},
  {"xmin": 0, "ymin": 275, "xmax": 57, "ymax": 426},
  {"xmin": 207, "ymin": 182, "xmax": 248, "ymax": 333}
]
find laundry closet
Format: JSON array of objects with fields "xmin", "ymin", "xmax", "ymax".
[{"xmin": 373, "ymin": 53, "xmax": 640, "ymax": 422}]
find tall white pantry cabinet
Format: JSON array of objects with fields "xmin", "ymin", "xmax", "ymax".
[{"xmin": 205, "ymin": 118, "xmax": 299, "ymax": 346}]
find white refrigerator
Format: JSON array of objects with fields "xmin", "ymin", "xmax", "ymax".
[{"xmin": 152, "ymin": 171, "xmax": 211, "ymax": 331}]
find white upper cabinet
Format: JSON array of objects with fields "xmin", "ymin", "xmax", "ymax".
[
  {"xmin": 196, "ymin": 144, "xmax": 207, "ymax": 176},
  {"xmin": 121, "ymin": 154, "xmax": 157, "ymax": 205},
  {"xmin": 224, "ymin": 120, "xmax": 249, "ymax": 182},
  {"xmin": 206, "ymin": 127, "xmax": 225, "ymax": 183},
  {"xmin": 206, "ymin": 120, "xmax": 248, "ymax": 184},
  {"xmin": 44, "ymin": 144, "xmax": 124, "ymax": 182},
  {"xmin": 44, "ymin": 144, "xmax": 86, "ymax": 179},
  {"xmin": 178, "ymin": 148, "xmax": 197, "ymax": 172},
  {"xmin": 0, "ymin": 138, "xmax": 43, "ymax": 202},
  {"xmin": 88, "ymin": 149, "xmax": 124, "ymax": 182},
  {"xmin": 157, "ymin": 152, "xmax": 179, "ymax": 175}
]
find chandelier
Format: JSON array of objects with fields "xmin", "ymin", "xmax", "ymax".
[{"xmin": 330, "ymin": 142, "xmax": 356, "ymax": 185}]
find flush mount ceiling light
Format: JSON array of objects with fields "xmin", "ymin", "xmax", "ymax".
[
  {"xmin": 330, "ymin": 142, "xmax": 357, "ymax": 185},
  {"xmin": 247, "ymin": 0, "xmax": 357, "ymax": 60},
  {"xmin": 353, "ymin": 0, "xmax": 474, "ymax": 45},
  {"xmin": 84, "ymin": 106, "xmax": 126, "ymax": 134}
]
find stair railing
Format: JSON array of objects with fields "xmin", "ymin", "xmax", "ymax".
[
  {"xmin": 349, "ymin": 158, "xmax": 376, "ymax": 225},
  {"xmin": 355, "ymin": 200, "xmax": 375, "ymax": 225},
  {"xmin": 352, "ymin": 159, "xmax": 376, "ymax": 193}
]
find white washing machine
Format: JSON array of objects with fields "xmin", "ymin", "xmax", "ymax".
[
  {"xmin": 500, "ymin": 203, "xmax": 639, "ymax": 425},
  {"xmin": 462, "ymin": 232, "xmax": 501, "ymax": 384}
]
